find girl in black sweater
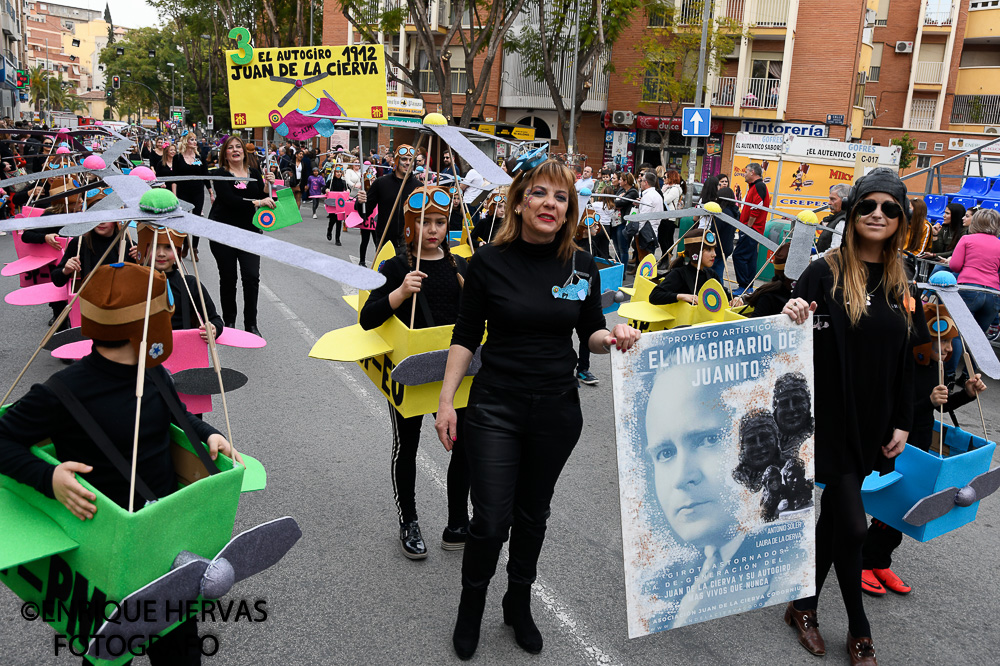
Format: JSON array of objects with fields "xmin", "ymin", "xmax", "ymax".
[
  {"xmin": 435, "ymin": 158, "xmax": 640, "ymax": 660},
  {"xmin": 207, "ymin": 136, "xmax": 275, "ymax": 336},
  {"xmin": 326, "ymin": 164, "xmax": 348, "ymax": 244},
  {"xmin": 359, "ymin": 185, "xmax": 470, "ymax": 561},
  {"xmin": 782, "ymin": 168, "xmax": 915, "ymax": 665},
  {"xmin": 53, "ymin": 222, "xmax": 135, "ymax": 290},
  {"xmin": 649, "ymin": 226, "xmax": 739, "ymax": 306}
]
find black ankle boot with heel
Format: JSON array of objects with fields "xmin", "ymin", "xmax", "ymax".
[
  {"xmin": 502, "ymin": 581, "xmax": 543, "ymax": 654},
  {"xmin": 452, "ymin": 587, "xmax": 487, "ymax": 660}
]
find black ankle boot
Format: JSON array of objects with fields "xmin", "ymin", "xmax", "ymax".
[
  {"xmin": 452, "ymin": 587, "xmax": 487, "ymax": 660},
  {"xmin": 502, "ymin": 581, "xmax": 543, "ymax": 654}
]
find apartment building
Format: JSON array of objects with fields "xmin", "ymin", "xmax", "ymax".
[
  {"xmin": 323, "ymin": 0, "xmax": 510, "ymax": 156},
  {"xmin": 324, "ymin": 0, "xmax": 999, "ymax": 184},
  {"xmin": 23, "ymin": 1, "xmax": 102, "ymax": 103}
]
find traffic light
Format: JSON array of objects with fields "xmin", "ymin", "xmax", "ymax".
[
  {"xmin": 111, "ymin": 75, "xmax": 121, "ymax": 89},
  {"xmin": 106, "ymin": 88, "xmax": 112, "ymax": 98}
]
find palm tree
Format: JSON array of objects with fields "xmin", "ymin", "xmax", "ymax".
[{"xmin": 28, "ymin": 63, "xmax": 52, "ymax": 113}]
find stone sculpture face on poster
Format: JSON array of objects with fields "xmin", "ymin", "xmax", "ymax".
[{"xmin": 611, "ymin": 314, "xmax": 817, "ymax": 638}]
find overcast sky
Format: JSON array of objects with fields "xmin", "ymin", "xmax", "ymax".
[{"xmin": 82, "ymin": 0, "xmax": 162, "ymax": 30}]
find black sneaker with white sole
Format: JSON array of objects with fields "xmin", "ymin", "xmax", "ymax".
[
  {"xmin": 399, "ymin": 520, "xmax": 428, "ymax": 559},
  {"xmin": 441, "ymin": 525, "xmax": 468, "ymax": 551}
]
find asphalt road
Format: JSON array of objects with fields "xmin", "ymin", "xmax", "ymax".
[{"xmin": 1, "ymin": 213, "xmax": 999, "ymax": 666}]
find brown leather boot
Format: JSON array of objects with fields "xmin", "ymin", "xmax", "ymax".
[
  {"xmin": 784, "ymin": 602, "xmax": 826, "ymax": 656},
  {"xmin": 847, "ymin": 633, "xmax": 878, "ymax": 665}
]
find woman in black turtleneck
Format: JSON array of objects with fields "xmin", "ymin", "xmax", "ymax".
[{"xmin": 435, "ymin": 158, "xmax": 640, "ymax": 660}]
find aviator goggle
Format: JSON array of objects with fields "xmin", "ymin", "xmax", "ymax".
[
  {"xmin": 583, "ymin": 212, "xmax": 601, "ymax": 227},
  {"xmin": 928, "ymin": 314, "xmax": 956, "ymax": 337},
  {"xmin": 688, "ymin": 230, "xmax": 717, "ymax": 246},
  {"xmin": 395, "ymin": 146, "xmax": 416, "ymax": 158},
  {"xmin": 406, "ymin": 189, "xmax": 452, "ymax": 212},
  {"xmin": 855, "ymin": 198, "xmax": 902, "ymax": 219}
]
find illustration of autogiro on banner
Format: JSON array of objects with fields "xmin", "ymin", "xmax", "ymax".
[
  {"xmin": 225, "ymin": 27, "xmax": 388, "ymax": 138},
  {"xmin": 611, "ymin": 315, "xmax": 816, "ymax": 638}
]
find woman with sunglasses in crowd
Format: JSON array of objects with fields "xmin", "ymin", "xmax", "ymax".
[
  {"xmin": 435, "ymin": 154, "xmax": 640, "ymax": 660},
  {"xmin": 207, "ymin": 135, "xmax": 275, "ymax": 337},
  {"xmin": 782, "ymin": 168, "xmax": 915, "ymax": 666},
  {"xmin": 360, "ymin": 185, "xmax": 471, "ymax": 561}
]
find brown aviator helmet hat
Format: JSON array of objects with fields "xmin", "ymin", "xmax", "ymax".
[
  {"xmin": 79, "ymin": 263, "xmax": 175, "ymax": 367},
  {"xmin": 136, "ymin": 223, "xmax": 188, "ymax": 264},
  {"xmin": 913, "ymin": 302, "xmax": 959, "ymax": 365},
  {"xmin": 403, "ymin": 185, "xmax": 452, "ymax": 245}
]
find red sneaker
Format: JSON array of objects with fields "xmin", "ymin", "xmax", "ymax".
[
  {"xmin": 872, "ymin": 567, "xmax": 911, "ymax": 595},
  {"xmin": 861, "ymin": 569, "xmax": 886, "ymax": 596}
]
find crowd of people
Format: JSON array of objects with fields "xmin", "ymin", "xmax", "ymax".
[{"xmin": 1, "ymin": 124, "xmax": 999, "ymax": 666}]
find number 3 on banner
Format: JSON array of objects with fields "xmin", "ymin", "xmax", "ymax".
[{"xmin": 229, "ymin": 27, "xmax": 253, "ymax": 65}]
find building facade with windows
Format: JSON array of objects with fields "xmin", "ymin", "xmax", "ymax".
[{"xmin": 1, "ymin": 0, "xmax": 27, "ymax": 118}]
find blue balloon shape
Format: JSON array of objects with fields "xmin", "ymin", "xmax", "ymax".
[
  {"xmin": 580, "ymin": 188, "xmax": 592, "ymax": 196},
  {"xmin": 929, "ymin": 271, "xmax": 958, "ymax": 287}
]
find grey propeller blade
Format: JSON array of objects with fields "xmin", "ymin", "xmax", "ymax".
[
  {"xmin": 783, "ymin": 222, "xmax": 816, "ymax": 280},
  {"xmin": 172, "ymin": 367, "xmax": 249, "ymax": 395},
  {"xmin": 969, "ymin": 467, "xmax": 1000, "ymax": 501},
  {"xmin": 720, "ymin": 196, "xmax": 800, "ymax": 223},
  {"xmin": 713, "ymin": 211, "xmax": 779, "ymax": 251},
  {"xmin": 86, "ymin": 559, "xmax": 208, "ymax": 660},
  {"xmin": 625, "ymin": 207, "xmax": 707, "ymax": 222},
  {"xmin": 903, "ymin": 486, "xmax": 959, "ymax": 526},
  {"xmin": 391, "ymin": 347, "xmax": 483, "ymax": 386},
  {"xmin": 430, "ymin": 125, "xmax": 512, "ymax": 186},
  {"xmin": 277, "ymin": 86, "xmax": 299, "ymax": 108},
  {"xmin": 927, "ymin": 287, "xmax": 1000, "ymax": 379},
  {"xmin": 216, "ymin": 516, "xmax": 302, "ymax": 584}
]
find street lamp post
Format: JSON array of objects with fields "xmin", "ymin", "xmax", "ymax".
[
  {"xmin": 167, "ymin": 62, "xmax": 175, "ymax": 110},
  {"xmin": 44, "ymin": 38, "xmax": 50, "ymax": 121},
  {"xmin": 180, "ymin": 75, "xmax": 184, "ymax": 121}
]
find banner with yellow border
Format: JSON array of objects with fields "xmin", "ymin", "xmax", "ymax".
[{"xmin": 224, "ymin": 44, "xmax": 387, "ymax": 133}]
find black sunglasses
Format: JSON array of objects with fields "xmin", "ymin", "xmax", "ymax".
[{"xmin": 856, "ymin": 198, "xmax": 902, "ymax": 219}]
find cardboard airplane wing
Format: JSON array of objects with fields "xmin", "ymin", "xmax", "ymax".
[
  {"xmin": 0, "ymin": 487, "xmax": 79, "ymax": 570},
  {"xmin": 309, "ymin": 324, "xmax": 393, "ymax": 363}
]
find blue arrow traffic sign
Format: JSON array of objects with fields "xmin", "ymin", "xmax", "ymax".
[{"xmin": 682, "ymin": 108, "xmax": 711, "ymax": 137}]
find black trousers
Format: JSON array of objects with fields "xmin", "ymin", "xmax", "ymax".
[
  {"xmin": 577, "ymin": 338, "xmax": 590, "ymax": 373},
  {"xmin": 209, "ymin": 241, "xmax": 260, "ymax": 328},
  {"xmin": 460, "ymin": 383, "xmax": 583, "ymax": 590},
  {"xmin": 359, "ymin": 229, "xmax": 375, "ymax": 264},
  {"xmin": 388, "ymin": 403, "xmax": 470, "ymax": 528},
  {"xmin": 658, "ymin": 220, "xmax": 676, "ymax": 255},
  {"xmin": 327, "ymin": 215, "xmax": 342, "ymax": 242}
]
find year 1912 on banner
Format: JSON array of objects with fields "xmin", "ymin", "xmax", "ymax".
[{"xmin": 611, "ymin": 314, "xmax": 816, "ymax": 638}]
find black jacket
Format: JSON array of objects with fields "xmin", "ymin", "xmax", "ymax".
[
  {"xmin": 166, "ymin": 270, "xmax": 225, "ymax": 338},
  {"xmin": 357, "ymin": 172, "xmax": 419, "ymax": 249},
  {"xmin": 52, "ymin": 231, "xmax": 136, "ymax": 287},
  {"xmin": 650, "ymin": 263, "xmax": 726, "ymax": 305},
  {"xmin": 816, "ymin": 210, "xmax": 846, "ymax": 253},
  {"xmin": 0, "ymin": 351, "xmax": 221, "ymax": 509},
  {"xmin": 207, "ymin": 167, "xmax": 267, "ymax": 234},
  {"xmin": 360, "ymin": 253, "xmax": 468, "ymax": 330}
]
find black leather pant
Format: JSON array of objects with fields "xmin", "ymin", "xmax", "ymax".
[
  {"xmin": 460, "ymin": 383, "xmax": 583, "ymax": 590},
  {"xmin": 209, "ymin": 241, "xmax": 260, "ymax": 328}
]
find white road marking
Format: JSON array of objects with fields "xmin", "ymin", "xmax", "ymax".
[{"xmin": 259, "ymin": 282, "xmax": 624, "ymax": 666}]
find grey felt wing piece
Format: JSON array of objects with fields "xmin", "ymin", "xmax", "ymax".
[
  {"xmin": 968, "ymin": 467, "xmax": 1000, "ymax": 501},
  {"xmin": 625, "ymin": 207, "xmax": 707, "ymax": 222},
  {"xmin": 0, "ymin": 208, "xmax": 155, "ymax": 233},
  {"xmin": 163, "ymin": 213, "xmax": 385, "ymax": 290},
  {"xmin": 391, "ymin": 347, "xmax": 483, "ymax": 386},
  {"xmin": 713, "ymin": 211, "xmax": 779, "ymax": 251},
  {"xmin": 157, "ymin": 175, "xmax": 250, "ymax": 183},
  {"xmin": 214, "ymin": 516, "xmax": 302, "ymax": 586},
  {"xmin": 783, "ymin": 222, "xmax": 816, "ymax": 280},
  {"xmin": 431, "ymin": 125, "xmax": 512, "ymax": 186},
  {"xmin": 931, "ymin": 288, "xmax": 1000, "ymax": 379},
  {"xmin": 902, "ymin": 486, "xmax": 959, "ymax": 526},
  {"xmin": 86, "ymin": 559, "xmax": 209, "ymax": 660},
  {"xmin": 172, "ymin": 367, "xmax": 249, "ymax": 395},
  {"xmin": 103, "ymin": 174, "xmax": 154, "ymax": 207},
  {"xmin": 0, "ymin": 167, "xmax": 91, "ymax": 189}
]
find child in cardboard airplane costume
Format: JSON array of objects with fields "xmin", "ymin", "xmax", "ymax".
[{"xmin": 0, "ymin": 262, "xmax": 237, "ymax": 664}]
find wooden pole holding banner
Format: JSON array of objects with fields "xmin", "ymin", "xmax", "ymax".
[
  {"xmin": 935, "ymin": 302, "xmax": 946, "ymax": 457},
  {"xmin": 185, "ymin": 233, "xmax": 240, "ymax": 464},
  {"xmin": 376, "ymin": 132, "xmax": 427, "ymax": 254},
  {"xmin": 128, "ymin": 228, "xmax": 159, "ymax": 513},
  {"xmin": 1, "ymin": 223, "xmax": 128, "ymax": 406},
  {"xmin": 409, "ymin": 189, "xmax": 427, "ymax": 329},
  {"xmin": 962, "ymin": 345, "xmax": 989, "ymax": 441},
  {"xmin": 443, "ymin": 143, "xmax": 476, "ymax": 256}
]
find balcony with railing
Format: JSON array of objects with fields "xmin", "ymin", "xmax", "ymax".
[
  {"xmin": 914, "ymin": 60, "xmax": 944, "ymax": 85},
  {"xmin": 710, "ymin": 76, "xmax": 780, "ymax": 110},
  {"xmin": 950, "ymin": 94, "xmax": 1000, "ymax": 126},
  {"xmin": 419, "ymin": 68, "xmax": 467, "ymax": 95},
  {"xmin": 499, "ymin": 47, "xmax": 609, "ymax": 112},
  {"xmin": 923, "ymin": 1, "xmax": 953, "ymax": 26},
  {"xmin": 387, "ymin": 64, "xmax": 401, "ymax": 95},
  {"xmin": 863, "ymin": 96, "xmax": 877, "ymax": 127},
  {"xmin": 718, "ymin": 0, "xmax": 790, "ymax": 27},
  {"xmin": 909, "ymin": 98, "xmax": 937, "ymax": 129}
]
